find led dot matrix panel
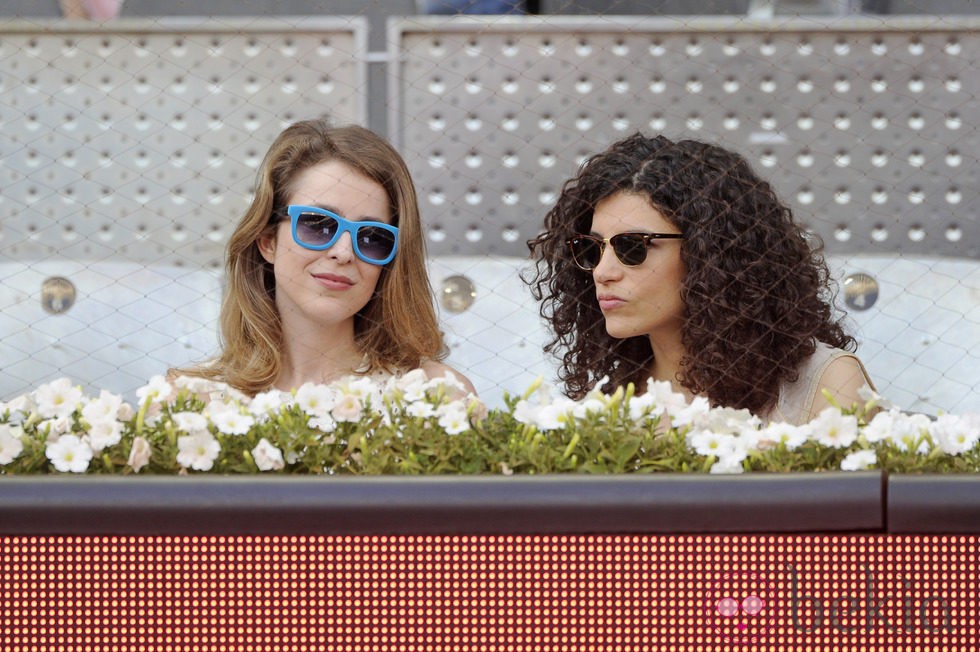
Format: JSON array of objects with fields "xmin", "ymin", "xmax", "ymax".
[{"xmin": 2, "ymin": 534, "xmax": 977, "ymax": 650}]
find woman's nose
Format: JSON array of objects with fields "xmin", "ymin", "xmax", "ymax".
[
  {"xmin": 592, "ymin": 243, "xmax": 623, "ymax": 282},
  {"xmin": 327, "ymin": 231, "xmax": 356, "ymax": 263}
]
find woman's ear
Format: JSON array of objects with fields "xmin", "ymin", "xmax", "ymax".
[{"xmin": 257, "ymin": 227, "xmax": 277, "ymax": 264}]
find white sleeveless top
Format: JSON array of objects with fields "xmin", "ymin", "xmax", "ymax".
[{"xmin": 765, "ymin": 341, "xmax": 875, "ymax": 425}]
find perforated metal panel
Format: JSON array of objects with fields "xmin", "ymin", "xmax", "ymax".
[
  {"xmin": 391, "ymin": 17, "xmax": 979, "ymax": 258},
  {"xmin": 0, "ymin": 18, "xmax": 368, "ymax": 267}
]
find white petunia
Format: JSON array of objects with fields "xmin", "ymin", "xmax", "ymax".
[
  {"xmin": 810, "ymin": 408, "xmax": 858, "ymax": 448},
  {"xmin": 81, "ymin": 390, "xmax": 128, "ymax": 424},
  {"xmin": 172, "ymin": 411, "xmax": 209, "ymax": 435},
  {"xmin": 34, "ymin": 378, "xmax": 83, "ymax": 420},
  {"xmin": 887, "ymin": 412, "xmax": 933, "ymax": 453},
  {"xmin": 38, "ymin": 416, "xmax": 72, "ymax": 439},
  {"xmin": 710, "ymin": 456, "xmax": 745, "ymax": 474},
  {"xmin": 252, "ymin": 438, "xmax": 285, "ymax": 471},
  {"xmin": 210, "ymin": 409, "xmax": 255, "ymax": 436},
  {"xmin": 308, "ymin": 413, "xmax": 338, "ymax": 433},
  {"xmin": 572, "ymin": 397, "xmax": 607, "ymax": 419},
  {"xmin": 689, "ymin": 430, "xmax": 738, "ymax": 459},
  {"xmin": 294, "ymin": 383, "xmax": 336, "ymax": 417},
  {"xmin": 644, "ymin": 379, "xmax": 690, "ymax": 414},
  {"xmin": 930, "ymin": 413, "xmax": 980, "ymax": 455},
  {"xmin": 862, "ymin": 409, "xmax": 902, "ymax": 444},
  {"xmin": 128, "ymin": 436, "xmax": 152, "ymax": 473},
  {"xmin": 841, "ymin": 449, "xmax": 877, "ymax": 471},
  {"xmin": 135, "ymin": 375, "xmax": 173, "ymax": 406},
  {"xmin": 0, "ymin": 423, "xmax": 25, "ymax": 465},
  {"xmin": 85, "ymin": 418, "xmax": 124, "ymax": 451},
  {"xmin": 249, "ymin": 390, "xmax": 287, "ymax": 420},
  {"xmin": 406, "ymin": 400, "xmax": 436, "ymax": 419},
  {"xmin": 176, "ymin": 432, "xmax": 221, "ymax": 471},
  {"xmin": 627, "ymin": 390, "xmax": 667, "ymax": 423},
  {"xmin": 436, "ymin": 402, "xmax": 471, "ymax": 435},
  {"xmin": 45, "ymin": 434, "xmax": 93, "ymax": 473},
  {"xmin": 757, "ymin": 421, "xmax": 812, "ymax": 451},
  {"xmin": 332, "ymin": 394, "xmax": 364, "ymax": 422},
  {"xmin": 388, "ymin": 368, "xmax": 429, "ymax": 401},
  {"xmin": 3, "ymin": 392, "xmax": 35, "ymax": 416},
  {"xmin": 670, "ymin": 396, "xmax": 712, "ymax": 430}
]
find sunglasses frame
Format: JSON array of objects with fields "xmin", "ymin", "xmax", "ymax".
[
  {"xmin": 565, "ymin": 232, "xmax": 683, "ymax": 271},
  {"xmin": 283, "ymin": 204, "xmax": 399, "ymax": 266}
]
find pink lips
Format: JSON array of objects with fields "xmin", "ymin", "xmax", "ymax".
[
  {"xmin": 597, "ymin": 294, "xmax": 625, "ymax": 311},
  {"xmin": 313, "ymin": 272, "xmax": 354, "ymax": 291}
]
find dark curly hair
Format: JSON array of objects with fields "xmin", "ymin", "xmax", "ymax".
[{"xmin": 526, "ymin": 133, "xmax": 855, "ymax": 415}]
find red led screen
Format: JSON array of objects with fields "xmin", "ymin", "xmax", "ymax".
[{"xmin": 1, "ymin": 534, "xmax": 976, "ymax": 650}]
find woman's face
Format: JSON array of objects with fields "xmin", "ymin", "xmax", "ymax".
[
  {"xmin": 589, "ymin": 191, "xmax": 686, "ymax": 342},
  {"xmin": 259, "ymin": 159, "xmax": 391, "ymax": 335}
]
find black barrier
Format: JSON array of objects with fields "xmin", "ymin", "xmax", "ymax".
[{"xmin": 0, "ymin": 472, "xmax": 884, "ymax": 535}]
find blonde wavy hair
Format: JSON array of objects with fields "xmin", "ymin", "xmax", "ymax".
[{"xmin": 177, "ymin": 119, "xmax": 444, "ymax": 394}]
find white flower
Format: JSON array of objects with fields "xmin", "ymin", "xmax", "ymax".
[
  {"xmin": 172, "ymin": 411, "xmax": 209, "ymax": 435},
  {"xmin": 34, "ymin": 377, "xmax": 83, "ymax": 420},
  {"xmin": 757, "ymin": 421, "xmax": 811, "ymax": 451},
  {"xmin": 572, "ymin": 396, "xmax": 607, "ymax": 419},
  {"xmin": 930, "ymin": 414, "xmax": 980, "ymax": 456},
  {"xmin": 252, "ymin": 438, "xmax": 285, "ymax": 471},
  {"xmin": 3, "ymin": 392, "xmax": 35, "ymax": 415},
  {"xmin": 514, "ymin": 397, "xmax": 575, "ymax": 431},
  {"xmin": 810, "ymin": 408, "xmax": 858, "ymax": 448},
  {"xmin": 0, "ymin": 423, "xmax": 25, "ymax": 465},
  {"xmin": 85, "ymin": 418, "xmax": 124, "ymax": 451},
  {"xmin": 308, "ymin": 414, "xmax": 338, "ymax": 433},
  {"xmin": 206, "ymin": 400, "xmax": 254, "ymax": 436},
  {"xmin": 422, "ymin": 371, "xmax": 468, "ymax": 397},
  {"xmin": 437, "ymin": 402, "xmax": 470, "ymax": 435},
  {"xmin": 388, "ymin": 368, "xmax": 429, "ymax": 401},
  {"xmin": 841, "ymin": 449, "xmax": 877, "ymax": 471},
  {"xmin": 45, "ymin": 434, "xmax": 93, "ymax": 473},
  {"xmin": 627, "ymin": 390, "xmax": 667, "ymax": 423},
  {"xmin": 128, "ymin": 436, "xmax": 152, "ymax": 472},
  {"xmin": 862, "ymin": 410, "xmax": 901, "ymax": 444},
  {"xmin": 249, "ymin": 390, "xmax": 287, "ymax": 420},
  {"xmin": 644, "ymin": 379, "xmax": 690, "ymax": 414},
  {"xmin": 406, "ymin": 400, "xmax": 436, "ymax": 419},
  {"xmin": 210, "ymin": 409, "xmax": 255, "ymax": 436},
  {"xmin": 689, "ymin": 430, "xmax": 738, "ymax": 458},
  {"xmin": 670, "ymin": 396, "xmax": 711, "ymax": 430},
  {"xmin": 710, "ymin": 457, "xmax": 745, "ymax": 474},
  {"xmin": 331, "ymin": 394, "xmax": 364, "ymax": 422},
  {"xmin": 176, "ymin": 432, "xmax": 221, "ymax": 471},
  {"xmin": 81, "ymin": 390, "xmax": 128, "ymax": 423},
  {"xmin": 887, "ymin": 412, "xmax": 933, "ymax": 453},
  {"xmin": 295, "ymin": 383, "xmax": 336, "ymax": 417},
  {"xmin": 698, "ymin": 406, "xmax": 761, "ymax": 436},
  {"xmin": 857, "ymin": 384, "xmax": 895, "ymax": 411},
  {"xmin": 136, "ymin": 375, "xmax": 173, "ymax": 406},
  {"xmin": 38, "ymin": 416, "xmax": 72, "ymax": 438}
]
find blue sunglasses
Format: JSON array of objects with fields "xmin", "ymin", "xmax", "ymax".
[{"xmin": 282, "ymin": 205, "xmax": 399, "ymax": 266}]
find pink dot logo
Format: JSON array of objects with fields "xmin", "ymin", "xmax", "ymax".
[{"xmin": 704, "ymin": 570, "xmax": 776, "ymax": 643}]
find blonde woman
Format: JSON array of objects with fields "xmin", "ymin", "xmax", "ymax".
[{"xmin": 176, "ymin": 119, "xmax": 475, "ymax": 396}]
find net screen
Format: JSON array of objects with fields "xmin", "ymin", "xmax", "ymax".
[{"xmin": 2, "ymin": 534, "xmax": 976, "ymax": 650}]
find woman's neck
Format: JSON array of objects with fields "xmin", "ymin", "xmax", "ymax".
[{"xmin": 275, "ymin": 317, "xmax": 366, "ymax": 390}]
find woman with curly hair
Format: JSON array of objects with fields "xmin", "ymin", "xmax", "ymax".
[
  {"xmin": 526, "ymin": 133, "xmax": 873, "ymax": 424},
  {"xmin": 175, "ymin": 118, "xmax": 475, "ymax": 396}
]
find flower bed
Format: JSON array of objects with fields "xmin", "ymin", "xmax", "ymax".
[{"xmin": 1, "ymin": 373, "xmax": 978, "ymax": 475}]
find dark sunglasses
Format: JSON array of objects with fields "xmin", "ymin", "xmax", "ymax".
[
  {"xmin": 280, "ymin": 205, "xmax": 398, "ymax": 266},
  {"xmin": 566, "ymin": 232, "xmax": 683, "ymax": 271}
]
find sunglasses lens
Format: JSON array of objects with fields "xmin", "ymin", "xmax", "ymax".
[
  {"xmin": 295, "ymin": 212, "xmax": 339, "ymax": 247},
  {"xmin": 355, "ymin": 226, "xmax": 397, "ymax": 263},
  {"xmin": 569, "ymin": 237, "xmax": 601, "ymax": 270},
  {"xmin": 611, "ymin": 234, "xmax": 649, "ymax": 266}
]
